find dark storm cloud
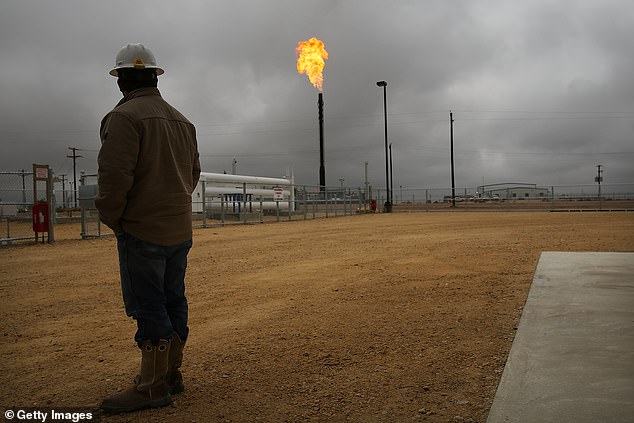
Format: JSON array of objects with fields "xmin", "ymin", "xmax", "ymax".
[{"xmin": 1, "ymin": 0, "xmax": 633, "ymax": 190}]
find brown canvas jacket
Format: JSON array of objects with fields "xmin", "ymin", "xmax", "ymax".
[{"xmin": 96, "ymin": 87, "xmax": 201, "ymax": 246}]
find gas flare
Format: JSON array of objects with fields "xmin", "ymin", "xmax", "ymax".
[{"xmin": 296, "ymin": 37, "xmax": 328, "ymax": 91}]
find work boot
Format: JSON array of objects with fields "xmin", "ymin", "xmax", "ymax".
[
  {"xmin": 166, "ymin": 332, "xmax": 186, "ymax": 394},
  {"xmin": 101, "ymin": 339, "xmax": 172, "ymax": 414},
  {"xmin": 134, "ymin": 332, "xmax": 186, "ymax": 395}
]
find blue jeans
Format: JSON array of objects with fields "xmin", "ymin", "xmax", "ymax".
[{"xmin": 116, "ymin": 232, "xmax": 192, "ymax": 345}]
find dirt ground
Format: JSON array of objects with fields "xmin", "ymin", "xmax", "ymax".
[{"xmin": 1, "ymin": 212, "xmax": 633, "ymax": 422}]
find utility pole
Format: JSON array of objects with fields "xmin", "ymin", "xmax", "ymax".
[
  {"xmin": 364, "ymin": 161, "xmax": 369, "ymax": 208},
  {"xmin": 59, "ymin": 174, "xmax": 67, "ymax": 208},
  {"xmin": 595, "ymin": 164, "xmax": 603, "ymax": 199},
  {"xmin": 67, "ymin": 147, "xmax": 83, "ymax": 208},
  {"xmin": 450, "ymin": 111, "xmax": 456, "ymax": 207},
  {"xmin": 20, "ymin": 168, "xmax": 27, "ymax": 205}
]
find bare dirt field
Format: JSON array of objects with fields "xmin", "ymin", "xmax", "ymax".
[{"xmin": 1, "ymin": 212, "xmax": 633, "ymax": 422}]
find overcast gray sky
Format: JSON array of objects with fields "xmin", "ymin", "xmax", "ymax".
[{"xmin": 1, "ymin": 0, "xmax": 633, "ymax": 192}]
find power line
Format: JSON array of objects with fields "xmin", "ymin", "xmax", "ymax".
[
  {"xmin": 2, "ymin": 109, "xmax": 633, "ymax": 138},
  {"xmin": 453, "ymin": 109, "xmax": 634, "ymax": 115},
  {"xmin": 458, "ymin": 116, "xmax": 634, "ymax": 122},
  {"xmin": 408, "ymin": 146, "xmax": 634, "ymax": 156}
]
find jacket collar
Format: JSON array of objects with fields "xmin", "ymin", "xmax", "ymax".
[{"xmin": 116, "ymin": 87, "xmax": 161, "ymax": 107}]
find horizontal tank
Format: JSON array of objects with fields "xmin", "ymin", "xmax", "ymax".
[{"xmin": 193, "ymin": 171, "xmax": 294, "ymax": 213}]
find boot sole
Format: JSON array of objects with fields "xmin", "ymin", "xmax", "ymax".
[
  {"xmin": 170, "ymin": 383, "xmax": 185, "ymax": 395},
  {"xmin": 135, "ymin": 375, "xmax": 184, "ymax": 396},
  {"xmin": 101, "ymin": 395, "xmax": 172, "ymax": 414}
]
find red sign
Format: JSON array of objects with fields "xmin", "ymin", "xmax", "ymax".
[{"xmin": 35, "ymin": 167, "xmax": 48, "ymax": 180}]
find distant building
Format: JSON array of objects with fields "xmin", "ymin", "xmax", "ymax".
[{"xmin": 478, "ymin": 183, "xmax": 550, "ymax": 200}]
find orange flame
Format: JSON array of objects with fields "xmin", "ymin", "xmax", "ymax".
[{"xmin": 296, "ymin": 37, "xmax": 328, "ymax": 91}]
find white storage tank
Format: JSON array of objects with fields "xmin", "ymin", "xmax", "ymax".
[{"xmin": 192, "ymin": 172, "xmax": 294, "ymax": 213}]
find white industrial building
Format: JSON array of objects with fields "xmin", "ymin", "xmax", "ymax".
[{"xmin": 478, "ymin": 183, "xmax": 550, "ymax": 200}]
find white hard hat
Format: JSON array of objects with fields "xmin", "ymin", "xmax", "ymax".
[{"xmin": 109, "ymin": 43, "xmax": 164, "ymax": 77}]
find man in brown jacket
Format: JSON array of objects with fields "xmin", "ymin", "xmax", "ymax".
[{"xmin": 96, "ymin": 43, "xmax": 201, "ymax": 413}]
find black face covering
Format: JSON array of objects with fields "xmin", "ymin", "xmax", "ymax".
[{"xmin": 116, "ymin": 69, "xmax": 158, "ymax": 93}]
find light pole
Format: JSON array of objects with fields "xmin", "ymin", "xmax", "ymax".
[
  {"xmin": 376, "ymin": 80, "xmax": 391, "ymax": 212},
  {"xmin": 389, "ymin": 142, "xmax": 394, "ymax": 206},
  {"xmin": 450, "ymin": 111, "xmax": 456, "ymax": 207}
]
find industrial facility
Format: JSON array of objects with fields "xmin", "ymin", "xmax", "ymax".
[
  {"xmin": 477, "ymin": 183, "xmax": 551, "ymax": 200},
  {"xmin": 191, "ymin": 172, "xmax": 294, "ymax": 215}
]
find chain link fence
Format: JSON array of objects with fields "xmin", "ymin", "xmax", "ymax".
[
  {"xmin": 4, "ymin": 166, "xmax": 634, "ymax": 245},
  {"xmin": 0, "ymin": 171, "xmax": 35, "ymax": 244},
  {"xmin": 79, "ymin": 178, "xmax": 370, "ymax": 237},
  {"xmin": 391, "ymin": 183, "xmax": 634, "ymax": 211},
  {"xmin": 78, "ymin": 174, "xmax": 112, "ymax": 239},
  {"xmin": 192, "ymin": 181, "xmax": 370, "ymax": 228}
]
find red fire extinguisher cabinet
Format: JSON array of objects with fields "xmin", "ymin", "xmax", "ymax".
[{"xmin": 32, "ymin": 202, "xmax": 49, "ymax": 234}]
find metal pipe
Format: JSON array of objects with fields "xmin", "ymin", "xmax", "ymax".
[
  {"xmin": 318, "ymin": 93, "xmax": 325, "ymax": 193},
  {"xmin": 204, "ymin": 186, "xmax": 291, "ymax": 197},
  {"xmin": 202, "ymin": 180, "xmax": 206, "ymax": 228},
  {"xmin": 242, "ymin": 182, "xmax": 247, "ymax": 224},
  {"xmin": 199, "ymin": 172, "xmax": 291, "ymax": 186}
]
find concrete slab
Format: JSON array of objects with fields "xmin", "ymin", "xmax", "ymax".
[{"xmin": 487, "ymin": 252, "xmax": 634, "ymax": 423}]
